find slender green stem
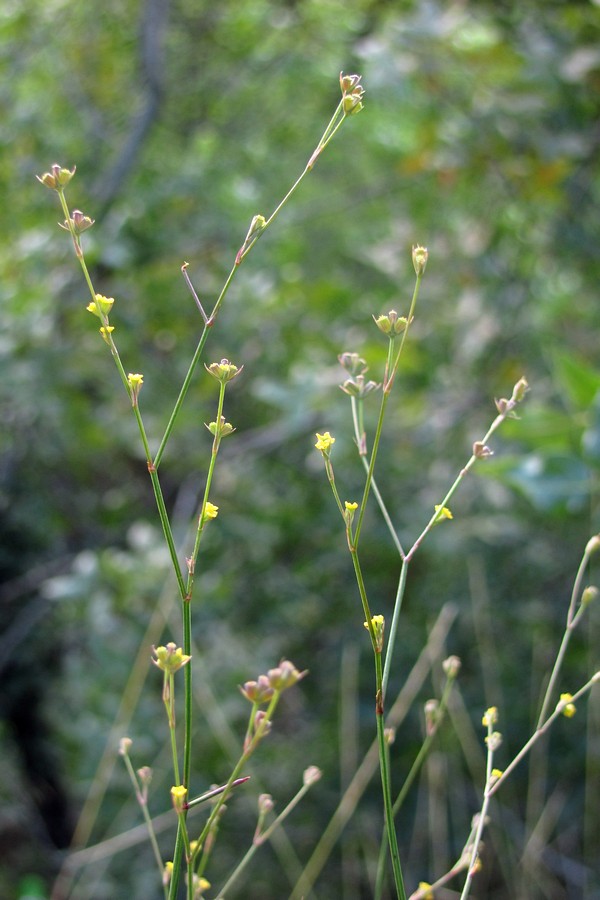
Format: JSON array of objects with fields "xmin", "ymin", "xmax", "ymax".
[
  {"xmin": 216, "ymin": 778, "xmax": 315, "ymax": 898},
  {"xmin": 375, "ymin": 650, "xmax": 407, "ymax": 900},
  {"xmin": 382, "ymin": 560, "xmax": 409, "ymax": 698},
  {"xmin": 488, "ymin": 673, "xmax": 599, "ymax": 799},
  {"xmin": 353, "ymin": 272, "xmax": 423, "ymax": 550},
  {"xmin": 121, "ymin": 752, "xmax": 168, "ymax": 900},
  {"xmin": 536, "ymin": 543, "xmax": 592, "ymax": 727}
]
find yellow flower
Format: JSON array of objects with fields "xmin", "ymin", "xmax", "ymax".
[
  {"xmin": 482, "ymin": 706, "xmax": 498, "ymax": 727},
  {"xmin": 418, "ymin": 883, "xmax": 434, "ymax": 900},
  {"xmin": 170, "ymin": 784, "xmax": 188, "ymax": 812},
  {"xmin": 559, "ymin": 693, "xmax": 576, "ymax": 718},
  {"xmin": 87, "ymin": 294, "xmax": 114, "ymax": 318},
  {"xmin": 434, "ymin": 505, "xmax": 453, "ymax": 521},
  {"xmin": 202, "ymin": 502, "xmax": 219, "ymax": 522},
  {"xmin": 315, "ymin": 431, "xmax": 335, "ymax": 452}
]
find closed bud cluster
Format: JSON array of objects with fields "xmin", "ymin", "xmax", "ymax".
[
  {"xmin": 253, "ymin": 710, "xmax": 272, "ymax": 738},
  {"xmin": 443, "ymin": 655, "xmax": 461, "ymax": 678},
  {"xmin": 267, "ymin": 660, "xmax": 307, "ymax": 692},
  {"xmin": 152, "ymin": 642, "xmax": 191, "ymax": 674},
  {"xmin": 340, "ymin": 374, "xmax": 380, "ymax": 397},
  {"xmin": 482, "ymin": 706, "xmax": 498, "ymax": 727},
  {"xmin": 495, "ymin": 376, "xmax": 528, "ymax": 418},
  {"xmin": 205, "ymin": 359, "xmax": 242, "ymax": 383},
  {"xmin": 412, "ymin": 245, "xmax": 428, "ymax": 276},
  {"xmin": 373, "ymin": 310, "xmax": 414, "ymax": 336},
  {"xmin": 339, "ymin": 72, "xmax": 365, "ymax": 116},
  {"xmin": 206, "ymin": 416, "xmax": 235, "ymax": 438},
  {"xmin": 36, "ymin": 164, "xmax": 76, "ymax": 191},
  {"xmin": 119, "ymin": 737, "xmax": 133, "ymax": 756},
  {"xmin": 258, "ymin": 793, "xmax": 274, "ymax": 815},
  {"xmin": 338, "ymin": 352, "xmax": 368, "ymax": 376},
  {"xmin": 137, "ymin": 766, "xmax": 152, "ymax": 787},
  {"xmin": 485, "ymin": 731, "xmax": 503, "ymax": 751},
  {"xmin": 59, "ymin": 209, "xmax": 95, "ymax": 234},
  {"xmin": 240, "ymin": 674, "xmax": 274, "ymax": 705},
  {"xmin": 473, "ymin": 441, "xmax": 493, "ymax": 459},
  {"xmin": 303, "ymin": 765, "xmax": 322, "ymax": 786},
  {"xmin": 424, "ymin": 699, "xmax": 439, "ymax": 735}
]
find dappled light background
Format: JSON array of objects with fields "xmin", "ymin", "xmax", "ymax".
[{"xmin": 2, "ymin": 1, "xmax": 600, "ymax": 897}]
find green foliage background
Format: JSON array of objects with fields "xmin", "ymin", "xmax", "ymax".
[{"xmin": 1, "ymin": 1, "xmax": 600, "ymax": 898}]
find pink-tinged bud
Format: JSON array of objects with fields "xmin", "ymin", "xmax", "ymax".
[
  {"xmin": 473, "ymin": 441, "xmax": 493, "ymax": 459},
  {"xmin": 443, "ymin": 655, "xmax": 461, "ymax": 678},
  {"xmin": 303, "ymin": 765, "xmax": 322, "ymax": 786},
  {"xmin": 338, "ymin": 352, "xmax": 368, "ymax": 376},
  {"xmin": 340, "ymin": 72, "xmax": 362, "ymax": 93},
  {"xmin": 240, "ymin": 675, "xmax": 274, "ymax": 704},
  {"xmin": 258, "ymin": 793, "xmax": 274, "ymax": 814},
  {"xmin": 119, "ymin": 737, "xmax": 133, "ymax": 756},
  {"xmin": 36, "ymin": 164, "xmax": 76, "ymax": 191},
  {"xmin": 511, "ymin": 376, "xmax": 529, "ymax": 403},
  {"xmin": 267, "ymin": 660, "xmax": 307, "ymax": 692}
]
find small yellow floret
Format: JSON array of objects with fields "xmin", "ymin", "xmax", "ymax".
[{"xmin": 315, "ymin": 431, "xmax": 335, "ymax": 452}]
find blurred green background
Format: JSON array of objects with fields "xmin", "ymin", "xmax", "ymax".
[{"xmin": 1, "ymin": 1, "xmax": 600, "ymax": 897}]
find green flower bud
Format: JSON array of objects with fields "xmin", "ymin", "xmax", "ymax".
[{"xmin": 412, "ymin": 245, "xmax": 428, "ymax": 275}]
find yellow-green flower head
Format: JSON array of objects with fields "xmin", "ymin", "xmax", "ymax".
[
  {"xmin": 482, "ymin": 706, "xmax": 498, "ymax": 727},
  {"xmin": 205, "ymin": 359, "xmax": 242, "ymax": 383},
  {"xmin": 87, "ymin": 294, "xmax": 115, "ymax": 318},
  {"xmin": 559, "ymin": 692, "xmax": 576, "ymax": 718},
  {"xmin": 315, "ymin": 431, "xmax": 335, "ymax": 453},
  {"xmin": 152, "ymin": 642, "xmax": 191, "ymax": 674},
  {"xmin": 418, "ymin": 883, "xmax": 434, "ymax": 900},
  {"xmin": 206, "ymin": 416, "xmax": 235, "ymax": 438},
  {"xmin": 99, "ymin": 325, "xmax": 115, "ymax": 344}
]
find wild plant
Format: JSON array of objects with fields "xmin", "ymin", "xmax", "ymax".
[{"xmin": 37, "ymin": 72, "xmax": 598, "ymax": 900}]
